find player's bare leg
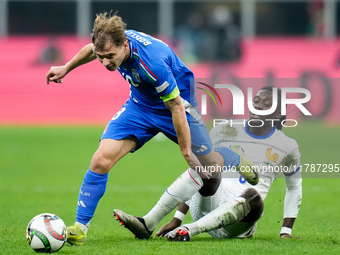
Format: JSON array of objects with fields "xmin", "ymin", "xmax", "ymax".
[
  {"xmin": 90, "ymin": 138, "xmax": 138, "ymax": 174},
  {"xmin": 238, "ymin": 188, "xmax": 264, "ymax": 223},
  {"xmin": 196, "ymin": 150, "xmax": 223, "ymax": 196}
]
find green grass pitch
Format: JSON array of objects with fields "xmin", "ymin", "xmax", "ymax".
[{"xmin": 0, "ymin": 123, "xmax": 339, "ymax": 254}]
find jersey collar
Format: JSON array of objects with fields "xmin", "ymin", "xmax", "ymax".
[
  {"xmin": 128, "ymin": 41, "xmax": 133, "ymax": 60},
  {"xmin": 245, "ymin": 121, "xmax": 276, "ymax": 139}
]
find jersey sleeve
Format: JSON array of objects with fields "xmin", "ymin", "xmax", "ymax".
[
  {"xmin": 280, "ymin": 139, "xmax": 301, "ymax": 177},
  {"xmin": 140, "ymin": 55, "xmax": 180, "ymax": 102},
  {"xmin": 154, "ymin": 64, "xmax": 179, "ymax": 102},
  {"xmin": 282, "ymin": 139, "xmax": 302, "ymax": 218},
  {"xmin": 283, "ymin": 170, "xmax": 302, "ymax": 218}
]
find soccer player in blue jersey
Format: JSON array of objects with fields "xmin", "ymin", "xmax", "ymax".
[{"xmin": 45, "ymin": 12, "xmax": 258, "ymax": 245}]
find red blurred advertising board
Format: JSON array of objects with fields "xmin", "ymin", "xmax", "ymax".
[{"xmin": 0, "ymin": 37, "xmax": 339, "ymax": 125}]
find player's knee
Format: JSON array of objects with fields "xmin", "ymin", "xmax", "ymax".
[
  {"xmin": 240, "ymin": 188, "xmax": 264, "ymax": 223},
  {"xmin": 240, "ymin": 188, "xmax": 263, "ymax": 209},
  {"xmin": 240, "ymin": 188, "xmax": 259, "ymax": 200},
  {"xmin": 90, "ymin": 150, "xmax": 116, "ymax": 174},
  {"xmin": 199, "ymin": 175, "xmax": 221, "ymax": 196}
]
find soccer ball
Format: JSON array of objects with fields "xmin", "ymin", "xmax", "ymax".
[{"xmin": 26, "ymin": 213, "xmax": 67, "ymax": 253}]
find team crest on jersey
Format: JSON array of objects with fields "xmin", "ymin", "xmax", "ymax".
[
  {"xmin": 266, "ymin": 148, "xmax": 279, "ymax": 164},
  {"xmin": 132, "ymin": 69, "xmax": 141, "ymax": 83}
]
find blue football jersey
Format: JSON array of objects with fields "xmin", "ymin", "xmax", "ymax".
[{"xmin": 117, "ymin": 30, "xmax": 198, "ymax": 114}]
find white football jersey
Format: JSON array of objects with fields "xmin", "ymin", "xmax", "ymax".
[{"xmin": 209, "ymin": 122, "xmax": 301, "ymax": 203}]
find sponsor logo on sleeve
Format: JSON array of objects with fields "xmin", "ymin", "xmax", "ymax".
[{"xmin": 156, "ymin": 81, "xmax": 170, "ymax": 93}]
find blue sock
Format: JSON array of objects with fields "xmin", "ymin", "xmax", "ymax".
[
  {"xmin": 76, "ymin": 169, "xmax": 109, "ymax": 226},
  {"xmin": 214, "ymin": 147, "xmax": 240, "ymax": 168}
]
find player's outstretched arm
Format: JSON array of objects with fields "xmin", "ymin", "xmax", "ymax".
[
  {"xmin": 164, "ymin": 96, "xmax": 191, "ymax": 162},
  {"xmin": 156, "ymin": 203, "xmax": 189, "ymax": 237},
  {"xmin": 281, "ymin": 171, "xmax": 302, "ymax": 239},
  {"xmin": 164, "ymin": 96, "xmax": 209, "ymax": 179},
  {"xmin": 46, "ymin": 43, "xmax": 97, "ymax": 84}
]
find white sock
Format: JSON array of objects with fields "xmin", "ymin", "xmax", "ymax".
[
  {"xmin": 75, "ymin": 221, "xmax": 89, "ymax": 234},
  {"xmin": 197, "ymin": 184, "xmax": 222, "ymax": 215},
  {"xmin": 143, "ymin": 168, "xmax": 203, "ymax": 231},
  {"xmin": 184, "ymin": 196, "xmax": 250, "ymax": 237}
]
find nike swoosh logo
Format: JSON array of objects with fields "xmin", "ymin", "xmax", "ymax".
[{"xmin": 69, "ymin": 232, "xmax": 77, "ymax": 236}]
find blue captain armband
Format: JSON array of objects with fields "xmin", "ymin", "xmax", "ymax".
[{"xmin": 160, "ymin": 86, "xmax": 180, "ymax": 102}]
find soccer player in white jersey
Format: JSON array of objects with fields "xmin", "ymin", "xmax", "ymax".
[{"xmin": 154, "ymin": 86, "xmax": 302, "ymax": 240}]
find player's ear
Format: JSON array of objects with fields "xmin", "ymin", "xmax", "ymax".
[
  {"xmin": 123, "ymin": 40, "xmax": 129, "ymax": 55},
  {"xmin": 124, "ymin": 40, "xmax": 129, "ymax": 49}
]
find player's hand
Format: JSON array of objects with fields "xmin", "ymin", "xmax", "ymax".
[
  {"xmin": 156, "ymin": 218, "xmax": 182, "ymax": 237},
  {"xmin": 280, "ymin": 233, "xmax": 301, "ymax": 239},
  {"xmin": 46, "ymin": 65, "xmax": 68, "ymax": 84}
]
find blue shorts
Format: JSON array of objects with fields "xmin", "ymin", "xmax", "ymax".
[{"xmin": 101, "ymin": 99, "xmax": 212, "ymax": 155}]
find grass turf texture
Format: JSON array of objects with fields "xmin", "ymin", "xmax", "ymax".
[{"xmin": 0, "ymin": 123, "xmax": 339, "ymax": 254}]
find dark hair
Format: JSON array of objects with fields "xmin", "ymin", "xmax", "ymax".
[{"xmin": 259, "ymin": 86, "xmax": 286, "ymax": 130}]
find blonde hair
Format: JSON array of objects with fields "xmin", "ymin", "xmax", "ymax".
[{"xmin": 91, "ymin": 12, "xmax": 127, "ymax": 50}]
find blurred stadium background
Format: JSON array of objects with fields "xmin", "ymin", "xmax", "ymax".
[{"xmin": 0, "ymin": 0, "xmax": 340, "ymax": 125}]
